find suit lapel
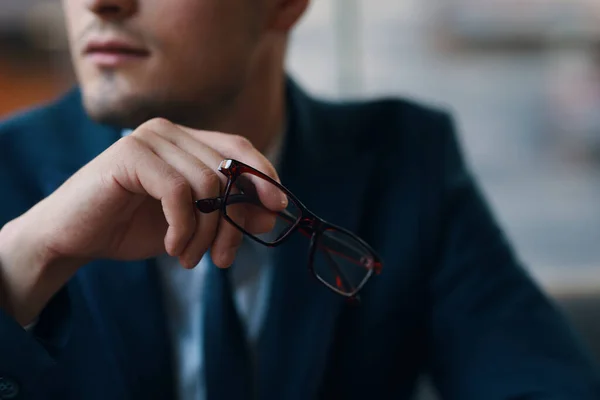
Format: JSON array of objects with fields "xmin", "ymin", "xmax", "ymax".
[
  {"xmin": 257, "ymin": 81, "xmax": 376, "ymax": 399},
  {"xmin": 41, "ymin": 92, "xmax": 174, "ymax": 398}
]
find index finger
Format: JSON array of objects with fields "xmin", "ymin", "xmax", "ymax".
[
  {"xmin": 175, "ymin": 126, "xmax": 281, "ymax": 183},
  {"xmin": 176, "ymin": 126, "xmax": 287, "ymax": 212}
]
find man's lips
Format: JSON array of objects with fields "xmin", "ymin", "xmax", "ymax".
[{"xmin": 83, "ymin": 39, "xmax": 150, "ymax": 67}]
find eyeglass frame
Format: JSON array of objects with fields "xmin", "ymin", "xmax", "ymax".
[{"xmin": 195, "ymin": 158, "xmax": 383, "ymax": 299}]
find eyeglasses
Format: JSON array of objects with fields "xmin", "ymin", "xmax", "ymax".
[{"xmin": 195, "ymin": 159, "xmax": 383, "ymax": 299}]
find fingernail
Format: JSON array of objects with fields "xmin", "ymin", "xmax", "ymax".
[
  {"xmin": 182, "ymin": 256, "xmax": 200, "ymax": 269},
  {"xmin": 221, "ymin": 248, "xmax": 238, "ymax": 268},
  {"xmin": 279, "ymin": 192, "xmax": 288, "ymax": 207}
]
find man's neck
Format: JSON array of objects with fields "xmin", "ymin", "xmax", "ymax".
[{"xmin": 199, "ymin": 39, "xmax": 287, "ymax": 155}]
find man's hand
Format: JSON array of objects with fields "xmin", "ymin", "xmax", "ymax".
[{"xmin": 0, "ymin": 118, "xmax": 284, "ymax": 325}]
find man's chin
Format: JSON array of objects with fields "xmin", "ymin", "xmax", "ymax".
[
  {"xmin": 82, "ymin": 93, "xmax": 160, "ymax": 129},
  {"xmin": 81, "ymin": 88, "xmax": 222, "ymax": 131}
]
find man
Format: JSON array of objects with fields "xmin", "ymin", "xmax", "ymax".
[{"xmin": 0, "ymin": 0, "xmax": 598, "ymax": 399}]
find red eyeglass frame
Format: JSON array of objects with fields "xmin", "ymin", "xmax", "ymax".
[{"xmin": 195, "ymin": 159, "xmax": 383, "ymax": 299}]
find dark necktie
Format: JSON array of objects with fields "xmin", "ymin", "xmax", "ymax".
[{"xmin": 203, "ymin": 257, "xmax": 255, "ymax": 399}]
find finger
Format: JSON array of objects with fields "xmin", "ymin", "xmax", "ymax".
[
  {"xmin": 210, "ymin": 185, "xmax": 244, "ymax": 268},
  {"xmin": 137, "ymin": 119, "xmax": 227, "ymax": 188},
  {"xmin": 135, "ymin": 120, "xmax": 249, "ymax": 268},
  {"xmin": 139, "ymin": 120, "xmax": 284, "ymax": 263},
  {"xmin": 224, "ymin": 181, "xmax": 278, "ymax": 235},
  {"xmin": 112, "ymin": 136, "xmax": 195, "ymax": 257},
  {"xmin": 175, "ymin": 126, "xmax": 288, "ymax": 211},
  {"xmin": 131, "ymin": 129, "xmax": 225, "ymax": 269},
  {"xmin": 176, "ymin": 125, "xmax": 281, "ymax": 182},
  {"xmin": 243, "ymin": 205, "xmax": 277, "ymax": 235},
  {"xmin": 232, "ymin": 171, "xmax": 288, "ymax": 214}
]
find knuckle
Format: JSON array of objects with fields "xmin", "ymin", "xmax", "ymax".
[
  {"xmin": 129, "ymin": 127, "xmax": 157, "ymax": 141},
  {"xmin": 117, "ymin": 134, "xmax": 145, "ymax": 153},
  {"xmin": 142, "ymin": 117, "xmax": 174, "ymax": 131},
  {"xmin": 197, "ymin": 167, "xmax": 221, "ymax": 194},
  {"xmin": 229, "ymin": 134, "xmax": 254, "ymax": 152},
  {"xmin": 166, "ymin": 170, "xmax": 190, "ymax": 195}
]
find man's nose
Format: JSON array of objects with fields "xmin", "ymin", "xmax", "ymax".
[{"xmin": 85, "ymin": 0, "xmax": 137, "ymax": 20}]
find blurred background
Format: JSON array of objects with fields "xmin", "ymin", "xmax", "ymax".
[{"xmin": 1, "ymin": 1, "xmax": 599, "ymax": 398}]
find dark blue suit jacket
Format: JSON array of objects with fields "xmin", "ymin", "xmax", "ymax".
[{"xmin": 0, "ymin": 81, "xmax": 599, "ymax": 399}]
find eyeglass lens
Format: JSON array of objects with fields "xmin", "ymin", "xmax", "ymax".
[
  {"xmin": 223, "ymin": 172, "xmax": 376, "ymax": 296},
  {"xmin": 312, "ymin": 228, "xmax": 375, "ymax": 296},
  {"xmin": 224, "ymin": 172, "xmax": 302, "ymax": 244}
]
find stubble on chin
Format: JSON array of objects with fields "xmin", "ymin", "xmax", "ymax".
[
  {"xmin": 81, "ymin": 70, "xmax": 239, "ymax": 131},
  {"xmin": 82, "ymin": 72, "xmax": 165, "ymax": 129}
]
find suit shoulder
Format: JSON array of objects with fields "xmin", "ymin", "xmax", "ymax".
[
  {"xmin": 314, "ymin": 95, "xmax": 457, "ymax": 155},
  {"xmin": 0, "ymin": 90, "xmax": 86, "ymax": 223},
  {"xmin": 0, "ymin": 90, "xmax": 81, "ymax": 141},
  {"xmin": 335, "ymin": 95, "xmax": 450, "ymax": 124},
  {"xmin": 0, "ymin": 89, "xmax": 87, "ymax": 176}
]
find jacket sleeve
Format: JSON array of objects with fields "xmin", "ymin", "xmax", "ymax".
[
  {"xmin": 426, "ymin": 114, "xmax": 600, "ymax": 399},
  {"xmin": 0, "ymin": 120, "xmax": 73, "ymax": 399},
  {"xmin": 0, "ymin": 288, "xmax": 71, "ymax": 399}
]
